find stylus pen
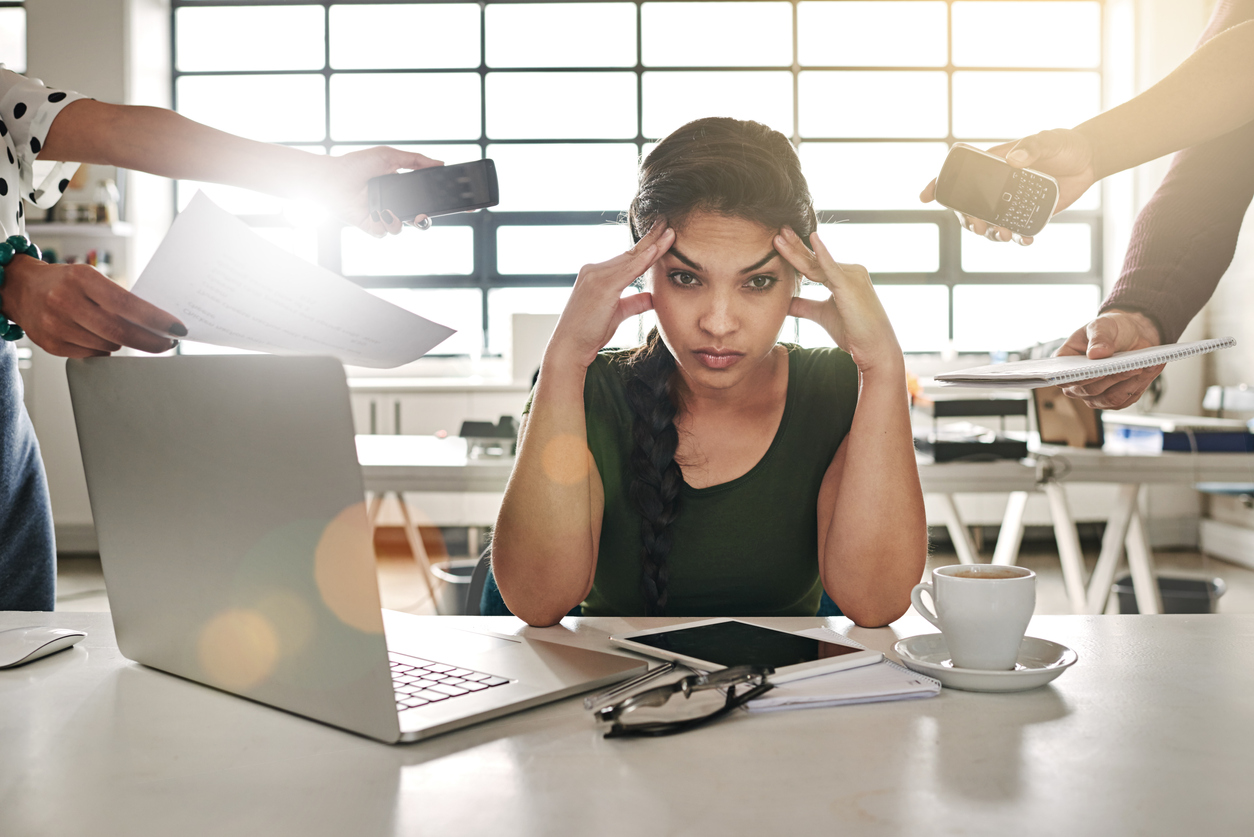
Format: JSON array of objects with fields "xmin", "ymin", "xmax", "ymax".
[{"xmin": 583, "ymin": 661, "xmax": 680, "ymax": 710}]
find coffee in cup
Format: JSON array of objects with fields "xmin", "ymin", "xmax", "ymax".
[{"xmin": 910, "ymin": 564, "xmax": 1036, "ymax": 670}]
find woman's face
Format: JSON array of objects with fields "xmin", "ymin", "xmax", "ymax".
[{"xmin": 646, "ymin": 211, "xmax": 797, "ymax": 393}]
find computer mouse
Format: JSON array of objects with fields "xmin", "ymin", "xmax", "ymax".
[{"xmin": 0, "ymin": 626, "xmax": 87, "ymax": 669}]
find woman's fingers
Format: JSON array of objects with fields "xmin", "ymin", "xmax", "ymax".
[
  {"xmin": 787, "ymin": 295, "xmax": 826, "ymax": 323},
  {"xmin": 614, "ymin": 291, "xmax": 653, "ymax": 324}
]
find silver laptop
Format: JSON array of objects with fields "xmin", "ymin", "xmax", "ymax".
[{"xmin": 66, "ymin": 355, "xmax": 644, "ymax": 743}]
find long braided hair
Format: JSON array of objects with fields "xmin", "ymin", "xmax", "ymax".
[{"xmin": 623, "ymin": 117, "xmax": 817, "ymax": 615}]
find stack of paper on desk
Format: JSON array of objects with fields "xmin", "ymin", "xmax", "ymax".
[
  {"xmin": 747, "ymin": 660, "xmax": 940, "ymax": 712},
  {"xmin": 746, "ymin": 628, "xmax": 940, "ymax": 712},
  {"xmin": 131, "ymin": 192, "xmax": 456, "ymax": 368}
]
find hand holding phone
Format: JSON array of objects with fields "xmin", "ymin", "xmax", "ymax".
[
  {"xmin": 367, "ymin": 159, "xmax": 499, "ymax": 228},
  {"xmin": 932, "ymin": 143, "xmax": 1060, "ymax": 238},
  {"xmin": 921, "ymin": 130, "xmax": 1098, "ymax": 244}
]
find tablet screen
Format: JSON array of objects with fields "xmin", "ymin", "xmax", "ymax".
[{"xmin": 625, "ymin": 621, "xmax": 863, "ymax": 669}]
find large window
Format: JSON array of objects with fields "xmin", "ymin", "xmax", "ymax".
[
  {"xmin": 172, "ymin": 0, "xmax": 1105, "ymax": 355},
  {"xmin": 0, "ymin": 3, "xmax": 25, "ymax": 74}
]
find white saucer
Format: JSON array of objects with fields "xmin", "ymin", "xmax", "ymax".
[{"xmin": 894, "ymin": 634, "xmax": 1077, "ymax": 693}]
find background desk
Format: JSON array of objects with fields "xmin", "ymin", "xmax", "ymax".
[{"xmin": 3, "ymin": 610, "xmax": 1250, "ymax": 837}]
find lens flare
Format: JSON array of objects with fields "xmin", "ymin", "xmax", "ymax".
[
  {"xmin": 314, "ymin": 502, "xmax": 386, "ymax": 634},
  {"xmin": 541, "ymin": 434, "xmax": 592, "ymax": 486},
  {"xmin": 198, "ymin": 609, "xmax": 280, "ymax": 691}
]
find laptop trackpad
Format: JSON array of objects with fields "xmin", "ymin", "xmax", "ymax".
[{"xmin": 384, "ymin": 611, "xmax": 521, "ymax": 659}]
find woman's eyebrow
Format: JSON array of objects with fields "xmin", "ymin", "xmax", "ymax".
[
  {"xmin": 740, "ymin": 250, "xmax": 780, "ymax": 274},
  {"xmin": 668, "ymin": 247, "xmax": 703, "ymax": 271}
]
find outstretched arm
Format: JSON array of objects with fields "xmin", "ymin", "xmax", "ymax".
[
  {"xmin": 493, "ymin": 223, "xmax": 673, "ymax": 626},
  {"xmin": 3, "ymin": 89, "xmax": 442, "ymax": 357},
  {"xmin": 776, "ymin": 228, "xmax": 926, "ymax": 627}
]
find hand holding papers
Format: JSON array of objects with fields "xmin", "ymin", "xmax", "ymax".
[
  {"xmin": 132, "ymin": 193, "xmax": 455, "ymax": 368},
  {"xmin": 935, "ymin": 338, "xmax": 1236, "ymax": 389}
]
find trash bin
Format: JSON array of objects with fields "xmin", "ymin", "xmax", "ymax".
[
  {"xmin": 430, "ymin": 558, "xmax": 479, "ymax": 615},
  {"xmin": 1114, "ymin": 574, "xmax": 1227, "ymax": 614}
]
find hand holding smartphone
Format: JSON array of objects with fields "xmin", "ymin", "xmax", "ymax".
[
  {"xmin": 932, "ymin": 143, "xmax": 1060, "ymax": 238},
  {"xmin": 367, "ymin": 159, "xmax": 499, "ymax": 227}
]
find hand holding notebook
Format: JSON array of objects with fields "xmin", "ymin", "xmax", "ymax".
[{"xmin": 935, "ymin": 338, "xmax": 1235, "ymax": 389}]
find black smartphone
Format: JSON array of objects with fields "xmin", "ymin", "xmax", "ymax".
[
  {"xmin": 367, "ymin": 158, "xmax": 499, "ymax": 222},
  {"xmin": 933, "ymin": 143, "xmax": 1059, "ymax": 237}
]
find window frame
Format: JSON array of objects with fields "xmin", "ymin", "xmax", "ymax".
[{"xmin": 170, "ymin": 0, "xmax": 1105, "ymax": 353}]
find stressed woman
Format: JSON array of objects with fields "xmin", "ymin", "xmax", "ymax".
[{"xmin": 492, "ymin": 118, "xmax": 926, "ymax": 627}]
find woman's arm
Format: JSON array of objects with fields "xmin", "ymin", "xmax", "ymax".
[
  {"xmin": 3, "ymin": 94, "xmax": 443, "ymax": 357},
  {"xmin": 492, "ymin": 224, "xmax": 673, "ymax": 626},
  {"xmin": 776, "ymin": 228, "xmax": 927, "ymax": 627},
  {"xmin": 40, "ymin": 99, "xmax": 441, "ymax": 234}
]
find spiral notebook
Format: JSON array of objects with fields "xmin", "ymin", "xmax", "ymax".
[{"xmin": 935, "ymin": 338, "xmax": 1236, "ymax": 389}]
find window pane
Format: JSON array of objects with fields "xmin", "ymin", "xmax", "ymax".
[
  {"xmin": 177, "ymin": 75, "xmax": 326, "ymax": 143},
  {"xmin": 953, "ymin": 72, "xmax": 1100, "ymax": 139},
  {"xmin": 488, "ymin": 144, "xmax": 639, "ymax": 212},
  {"xmin": 643, "ymin": 71, "xmax": 793, "ymax": 139},
  {"xmin": 488, "ymin": 72, "xmax": 637, "ymax": 140},
  {"xmin": 961, "ymin": 222, "xmax": 1091, "ymax": 273},
  {"xmin": 798, "ymin": 1, "xmax": 946, "ymax": 67},
  {"xmin": 817, "ymin": 223, "xmax": 939, "ymax": 273},
  {"xmin": 486, "ymin": 287, "xmax": 572, "ymax": 355},
  {"xmin": 369, "ymin": 288, "xmax": 479, "ymax": 355},
  {"xmin": 875, "ymin": 285, "xmax": 950, "ymax": 352},
  {"xmin": 953, "ymin": 2, "xmax": 1100, "ymax": 68},
  {"xmin": 799, "ymin": 72, "xmax": 947, "ymax": 138},
  {"xmin": 0, "ymin": 8, "xmax": 26, "ymax": 73},
  {"xmin": 953, "ymin": 283, "xmax": 1100, "ymax": 351},
  {"xmin": 177, "ymin": 6, "xmax": 325, "ymax": 71},
  {"xmin": 487, "ymin": 3, "xmax": 636, "ymax": 68},
  {"xmin": 642, "ymin": 2, "xmax": 792, "ymax": 68},
  {"xmin": 341, "ymin": 226, "xmax": 474, "ymax": 275},
  {"xmin": 801, "ymin": 142, "xmax": 948, "ymax": 210},
  {"xmin": 794, "ymin": 284, "xmax": 837, "ymax": 348},
  {"xmin": 331, "ymin": 73, "xmax": 481, "ymax": 141},
  {"xmin": 330, "ymin": 3, "xmax": 480, "ymax": 69},
  {"xmin": 497, "ymin": 225, "xmax": 630, "ymax": 274}
]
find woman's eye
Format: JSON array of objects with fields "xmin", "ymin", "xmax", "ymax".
[
  {"xmin": 746, "ymin": 275, "xmax": 777, "ymax": 290},
  {"xmin": 669, "ymin": 271, "xmax": 699, "ymax": 287}
]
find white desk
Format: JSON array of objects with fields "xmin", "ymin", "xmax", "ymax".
[
  {"xmin": 355, "ymin": 434, "xmax": 1043, "ymax": 565},
  {"xmin": 1036, "ymin": 446, "xmax": 1254, "ymax": 615},
  {"xmin": 2, "ymin": 610, "xmax": 1250, "ymax": 836}
]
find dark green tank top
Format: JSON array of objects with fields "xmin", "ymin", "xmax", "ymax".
[{"xmin": 550, "ymin": 344, "xmax": 859, "ymax": 617}]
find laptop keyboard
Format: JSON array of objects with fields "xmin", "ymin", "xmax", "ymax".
[{"xmin": 390, "ymin": 652, "xmax": 512, "ymax": 712}]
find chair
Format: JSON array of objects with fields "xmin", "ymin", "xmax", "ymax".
[{"xmin": 465, "ymin": 549, "xmax": 843, "ymax": 618}]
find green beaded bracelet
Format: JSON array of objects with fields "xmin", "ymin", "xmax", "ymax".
[{"xmin": 0, "ymin": 233, "xmax": 40, "ymax": 342}]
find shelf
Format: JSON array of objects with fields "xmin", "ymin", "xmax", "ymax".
[{"xmin": 25, "ymin": 222, "xmax": 134, "ymax": 238}]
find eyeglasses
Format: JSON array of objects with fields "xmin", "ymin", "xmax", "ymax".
[{"xmin": 593, "ymin": 665, "xmax": 774, "ymax": 738}]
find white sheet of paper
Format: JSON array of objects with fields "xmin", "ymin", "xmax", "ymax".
[{"xmin": 131, "ymin": 192, "xmax": 456, "ymax": 368}]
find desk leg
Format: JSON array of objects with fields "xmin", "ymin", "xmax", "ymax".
[
  {"xmin": 1125, "ymin": 503, "xmax": 1163, "ymax": 615},
  {"xmin": 1043, "ymin": 483, "xmax": 1088, "ymax": 613},
  {"xmin": 395, "ymin": 492, "xmax": 442, "ymax": 614},
  {"xmin": 992, "ymin": 491, "xmax": 1030, "ymax": 566},
  {"xmin": 1084, "ymin": 483, "xmax": 1138, "ymax": 615},
  {"xmin": 936, "ymin": 494, "xmax": 980, "ymax": 565}
]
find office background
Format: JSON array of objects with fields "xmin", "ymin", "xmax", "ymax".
[{"xmin": 7, "ymin": 0, "xmax": 1254, "ymax": 567}]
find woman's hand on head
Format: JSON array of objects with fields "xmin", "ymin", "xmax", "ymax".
[
  {"xmin": 319, "ymin": 146, "xmax": 445, "ymax": 237},
  {"xmin": 547, "ymin": 222, "xmax": 674, "ymax": 369},
  {"xmin": 775, "ymin": 227, "xmax": 902, "ymax": 374},
  {"xmin": 1, "ymin": 256, "xmax": 183, "ymax": 357}
]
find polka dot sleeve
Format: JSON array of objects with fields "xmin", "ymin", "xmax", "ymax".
[{"xmin": 0, "ymin": 67, "xmax": 87, "ymax": 213}]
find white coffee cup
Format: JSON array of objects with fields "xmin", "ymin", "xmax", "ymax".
[{"xmin": 911, "ymin": 565, "xmax": 1036, "ymax": 671}]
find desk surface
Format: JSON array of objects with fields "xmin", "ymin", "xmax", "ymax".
[{"xmin": 2, "ymin": 611, "xmax": 1251, "ymax": 836}]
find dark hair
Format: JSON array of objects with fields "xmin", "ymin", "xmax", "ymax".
[{"xmin": 623, "ymin": 117, "xmax": 816, "ymax": 615}]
